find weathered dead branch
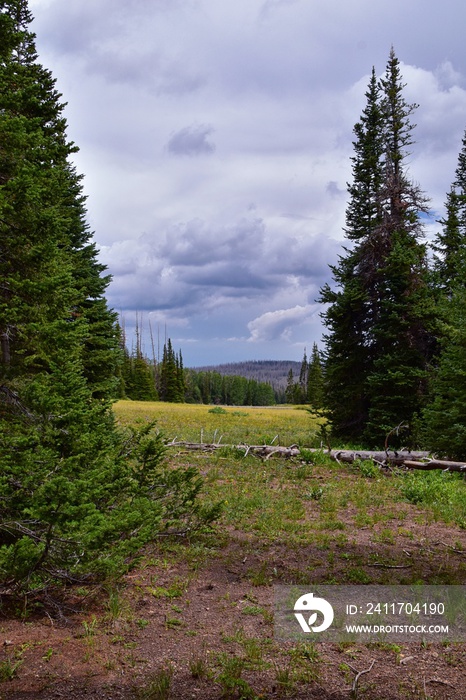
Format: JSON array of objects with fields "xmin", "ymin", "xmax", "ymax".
[
  {"xmin": 166, "ymin": 440, "xmax": 466, "ymax": 472},
  {"xmin": 347, "ymin": 659, "xmax": 376, "ymax": 698}
]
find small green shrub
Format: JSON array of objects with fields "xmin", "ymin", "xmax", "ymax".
[
  {"xmin": 304, "ymin": 486, "xmax": 324, "ymax": 501},
  {"xmin": 208, "ymin": 406, "xmax": 228, "ymax": 415},
  {"xmin": 274, "ymin": 663, "xmax": 297, "ymax": 695},
  {"xmin": 0, "ymin": 421, "xmax": 222, "ymax": 593},
  {"xmin": 293, "ymin": 464, "xmax": 313, "ymax": 480},
  {"xmin": 356, "ymin": 459, "xmax": 380, "ymax": 478},
  {"xmin": 345, "ymin": 567, "xmax": 372, "ymax": 584},
  {"xmin": 215, "ymin": 653, "xmax": 256, "ymax": 699},
  {"xmin": 189, "ymin": 654, "xmax": 209, "ymax": 679},
  {"xmin": 288, "ymin": 641, "xmax": 320, "ymax": 663},
  {"xmin": 216, "ymin": 445, "xmax": 249, "ymax": 460},
  {"xmin": 247, "ymin": 562, "xmax": 270, "ymax": 586},
  {"xmin": 299, "ymin": 448, "xmax": 315, "ymax": 463},
  {"xmin": 307, "ymin": 449, "xmax": 334, "ymax": 467},
  {"xmin": 400, "ymin": 471, "xmax": 466, "ymax": 523}
]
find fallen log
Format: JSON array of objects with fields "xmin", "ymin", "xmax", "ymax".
[
  {"xmin": 168, "ymin": 441, "xmax": 301, "ymax": 459},
  {"xmin": 166, "ymin": 441, "xmax": 466, "ymax": 472},
  {"xmin": 403, "ymin": 459, "xmax": 466, "ymax": 472}
]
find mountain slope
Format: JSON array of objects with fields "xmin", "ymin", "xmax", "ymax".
[{"xmin": 189, "ymin": 360, "xmax": 302, "ymax": 395}]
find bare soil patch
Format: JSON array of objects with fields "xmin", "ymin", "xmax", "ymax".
[{"xmin": 1, "ymin": 459, "xmax": 465, "ymax": 700}]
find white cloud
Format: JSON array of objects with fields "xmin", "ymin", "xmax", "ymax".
[{"xmin": 248, "ymin": 305, "xmax": 318, "ymax": 342}]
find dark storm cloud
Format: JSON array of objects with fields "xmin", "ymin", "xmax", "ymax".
[
  {"xmin": 265, "ymin": 234, "xmax": 342, "ymax": 281},
  {"xmin": 247, "ymin": 304, "xmax": 319, "ymax": 342},
  {"xmin": 179, "ymin": 262, "xmax": 274, "ymax": 290},
  {"xmin": 100, "ymin": 214, "xmax": 337, "ymax": 330},
  {"xmin": 167, "ymin": 125, "xmax": 216, "ymax": 156},
  {"xmin": 151, "ymin": 218, "xmax": 265, "ymax": 266},
  {"xmin": 101, "ymin": 216, "xmax": 273, "ymax": 312}
]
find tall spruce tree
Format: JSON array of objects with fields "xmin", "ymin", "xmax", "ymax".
[
  {"xmin": 432, "ymin": 130, "xmax": 466, "ymax": 295},
  {"xmin": 306, "ymin": 343, "xmax": 324, "ymax": 410},
  {"xmin": 0, "ymin": 0, "xmax": 125, "ymax": 587},
  {"xmin": 364, "ymin": 49, "xmax": 432, "ymax": 443},
  {"xmin": 422, "ymin": 130, "xmax": 466, "ymax": 458},
  {"xmin": 320, "ymin": 68, "xmax": 385, "ymax": 440},
  {"xmin": 321, "ymin": 49, "xmax": 433, "ymax": 445},
  {"xmin": 159, "ymin": 338, "xmax": 184, "ymax": 402},
  {"xmin": 0, "ymin": 1, "xmax": 120, "ymax": 397},
  {"xmin": 0, "ymin": 2, "xmax": 218, "ymax": 591}
]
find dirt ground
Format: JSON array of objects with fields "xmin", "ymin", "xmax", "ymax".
[{"xmin": 1, "ymin": 511, "xmax": 465, "ymax": 700}]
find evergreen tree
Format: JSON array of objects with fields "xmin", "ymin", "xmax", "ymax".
[
  {"xmin": 306, "ymin": 343, "xmax": 324, "ymax": 410},
  {"xmin": 421, "ymin": 289, "xmax": 466, "ymax": 459},
  {"xmin": 432, "ymin": 130, "xmax": 466, "ymax": 295},
  {"xmin": 321, "ymin": 49, "xmax": 433, "ymax": 445},
  {"xmin": 365, "ymin": 50, "xmax": 433, "ymax": 444},
  {"xmin": 285, "ymin": 368, "xmax": 295, "ymax": 404},
  {"xmin": 0, "ymin": 1, "xmax": 120, "ymax": 397},
  {"xmin": 0, "ymin": 2, "xmax": 218, "ymax": 591},
  {"xmin": 176, "ymin": 349, "xmax": 186, "ymax": 401},
  {"xmin": 159, "ymin": 339, "xmax": 184, "ymax": 402},
  {"xmin": 422, "ymin": 130, "xmax": 466, "ymax": 458},
  {"xmin": 320, "ymin": 67, "xmax": 385, "ymax": 440},
  {"xmin": 298, "ymin": 348, "xmax": 308, "ymax": 402},
  {"xmin": 122, "ymin": 320, "xmax": 158, "ymax": 401},
  {"xmin": 125, "ymin": 350, "xmax": 158, "ymax": 401}
]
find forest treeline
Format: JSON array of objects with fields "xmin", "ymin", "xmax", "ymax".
[
  {"xmin": 193, "ymin": 359, "xmax": 303, "ymax": 393},
  {"xmin": 120, "ymin": 336, "xmax": 278, "ymax": 405},
  {"xmin": 120, "ymin": 335, "xmax": 325, "ymax": 407}
]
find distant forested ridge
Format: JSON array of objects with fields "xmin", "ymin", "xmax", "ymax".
[
  {"xmin": 121, "ymin": 344, "xmax": 280, "ymax": 405},
  {"xmin": 190, "ymin": 360, "xmax": 302, "ymax": 401},
  {"xmin": 184, "ymin": 367, "xmax": 276, "ymax": 405},
  {"xmin": 120, "ymin": 330, "xmax": 325, "ymax": 406}
]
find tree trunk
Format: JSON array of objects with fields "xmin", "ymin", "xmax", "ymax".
[{"xmin": 1, "ymin": 329, "xmax": 11, "ymax": 366}]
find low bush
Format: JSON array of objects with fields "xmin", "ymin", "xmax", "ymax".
[{"xmin": 0, "ymin": 419, "xmax": 222, "ymax": 594}]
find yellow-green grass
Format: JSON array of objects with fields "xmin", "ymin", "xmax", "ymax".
[
  {"xmin": 113, "ymin": 400, "xmax": 324, "ymax": 447},
  {"xmin": 113, "ymin": 400, "xmax": 466, "ymax": 572}
]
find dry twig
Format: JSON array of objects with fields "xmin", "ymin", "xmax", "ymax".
[
  {"xmin": 367, "ymin": 563, "xmax": 412, "ymax": 569},
  {"xmin": 347, "ymin": 659, "xmax": 376, "ymax": 698},
  {"xmin": 427, "ymin": 678, "xmax": 455, "ymax": 688}
]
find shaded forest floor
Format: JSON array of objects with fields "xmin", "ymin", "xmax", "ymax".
[{"xmin": 1, "ymin": 444, "xmax": 465, "ymax": 700}]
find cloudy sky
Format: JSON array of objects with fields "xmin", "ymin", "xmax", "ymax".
[{"xmin": 29, "ymin": 0, "xmax": 466, "ymax": 366}]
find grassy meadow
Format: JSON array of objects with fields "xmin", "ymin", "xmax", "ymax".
[
  {"xmin": 114, "ymin": 400, "xmax": 466, "ymax": 557},
  {"xmin": 111, "ymin": 399, "xmax": 466, "ymax": 698},
  {"xmin": 3, "ymin": 400, "xmax": 466, "ymax": 699},
  {"xmin": 113, "ymin": 400, "xmax": 324, "ymax": 447}
]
